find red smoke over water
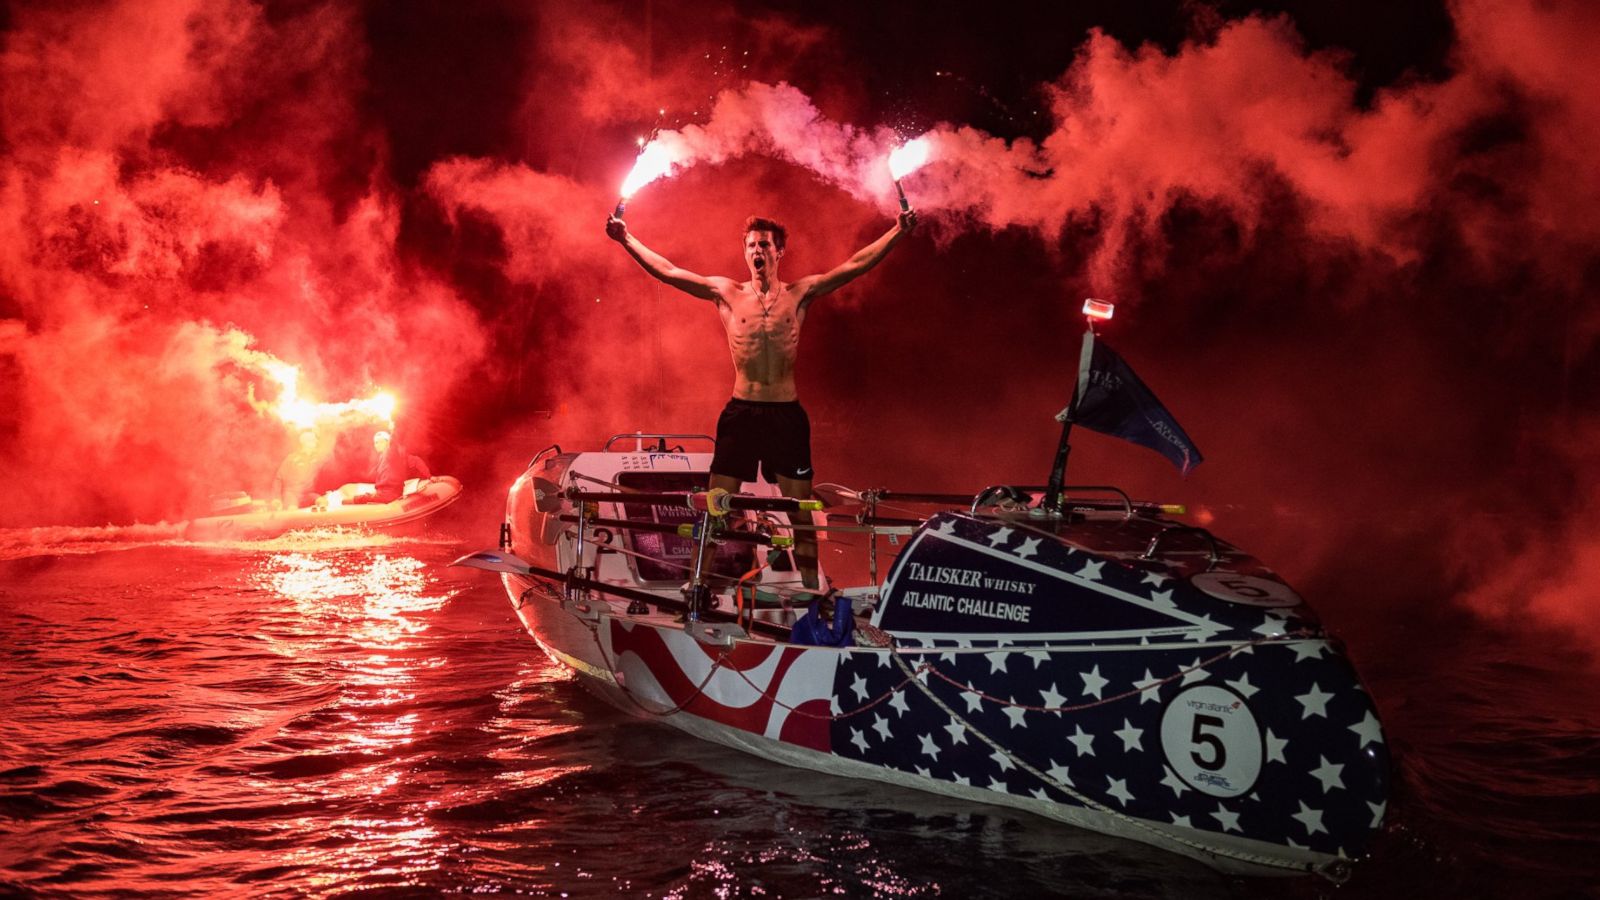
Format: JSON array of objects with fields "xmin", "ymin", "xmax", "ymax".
[
  {"xmin": 0, "ymin": 0, "xmax": 484, "ymax": 525},
  {"xmin": 2, "ymin": 1, "xmax": 1595, "ymax": 647}
]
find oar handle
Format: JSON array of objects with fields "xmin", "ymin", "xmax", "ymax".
[
  {"xmin": 557, "ymin": 513, "xmax": 792, "ymax": 547},
  {"xmin": 564, "ymin": 489, "xmax": 821, "ymax": 514}
]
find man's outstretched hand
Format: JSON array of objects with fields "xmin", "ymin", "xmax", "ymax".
[
  {"xmin": 898, "ymin": 208, "xmax": 918, "ymax": 233},
  {"xmin": 605, "ymin": 216, "xmax": 628, "ymax": 242}
]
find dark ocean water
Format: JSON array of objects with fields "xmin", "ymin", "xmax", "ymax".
[{"xmin": 1, "ymin": 525, "xmax": 1597, "ymax": 899}]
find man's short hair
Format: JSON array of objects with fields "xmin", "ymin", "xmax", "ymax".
[{"xmin": 743, "ymin": 216, "xmax": 787, "ymax": 252}]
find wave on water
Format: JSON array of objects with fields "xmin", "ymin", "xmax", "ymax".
[
  {"xmin": 0, "ymin": 523, "xmax": 460, "ymax": 562},
  {"xmin": 189, "ymin": 527, "xmax": 462, "ymax": 555},
  {"xmin": 0, "ymin": 522, "xmax": 189, "ymax": 561}
]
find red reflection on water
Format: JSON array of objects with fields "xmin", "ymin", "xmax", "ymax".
[
  {"xmin": 235, "ymin": 552, "xmax": 460, "ymax": 886},
  {"xmin": 229, "ymin": 551, "xmax": 595, "ymax": 889},
  {"xmin": 260, "ymin": 551, "xmax": 445, "ymax": 645},
  {"xmin": 485, "ymin": 660, "xmax": 583, "ymax": 788},
  {"xmin": 247, "ymin": 551, "xmax": 452, "ymax": 795}
]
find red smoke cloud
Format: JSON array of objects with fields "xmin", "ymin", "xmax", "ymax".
[
  {"xmin": 426, "ymin": 0, "xmax": 1599, "ymax": 644},
  {"xmin": 1, "ymin": 0, "xmax": 1594, "ymax": 649},
  {"xmin": 0, "ymin": 0, "xmax": 483, "ymax": 526}
]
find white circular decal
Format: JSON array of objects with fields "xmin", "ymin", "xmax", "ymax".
[
  {"xmin": 1191, "ymin": 572, "xmax": 1302, "ymax": 608},
  {"xmin": 1160, "ymin": 685, "xmax": 1262, "ymax": 799}
]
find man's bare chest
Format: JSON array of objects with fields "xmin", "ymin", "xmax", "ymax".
[{"xmin": 722, "ymin": 286, "xmax": 804, "ymax": 331}]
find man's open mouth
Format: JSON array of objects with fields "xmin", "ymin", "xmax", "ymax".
[{"xmin": 753, "ymin": 257, "xmax": 766, "ymax": 269}]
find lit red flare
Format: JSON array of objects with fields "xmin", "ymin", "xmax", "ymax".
[
  {"xmin": 888, "ymin": 137, "xmax": 931, "ymax": 212},
  {"xmin": 615, "ymin": 141, "xmax": 678, "ymax": 217},
  {"xmin": 887, "ymin": 137, "xmax": 931, "ymax": 182}
]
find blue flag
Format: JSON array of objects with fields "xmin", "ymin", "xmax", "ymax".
[{"xmin": 1068, "ymin": 331, "xmax": 1203, "ymax": 475}]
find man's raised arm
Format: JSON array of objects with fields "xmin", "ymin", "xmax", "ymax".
[
  {"xmin": 606, "ymin": 216, "xmax": 722, "ymax": 301},
  {"xmin": 800, "ymin": 209, "xmax": 918, "ymax": 302}
]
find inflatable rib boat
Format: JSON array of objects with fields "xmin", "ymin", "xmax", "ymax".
[{"xmin": 185, "ymin": 476, "xmax": 462, "ymax": 541}]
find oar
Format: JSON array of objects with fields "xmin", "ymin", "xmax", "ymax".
[
  {"xmin": 562, "ymin": 489, "xmax": 822, "ymax": 514},
  {"xmin": 449, "ymin": 549, "xmax": 790, "ymax": 637},
  {"xmin": 555, "ymin": 513, "xmax": 793, "ymax": 547},
  {"xmin": 450, "ymin": 549, "xmax": 536, "ymax": 575}
]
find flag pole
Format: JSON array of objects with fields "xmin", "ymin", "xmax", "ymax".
[
  {"xmin": 1043, "ymin": 406, "xmax": 1075, "ymax": 519},
  {"xmin": 1044, "ymin": 326, "xmax": 1093, "ymax": 517}
]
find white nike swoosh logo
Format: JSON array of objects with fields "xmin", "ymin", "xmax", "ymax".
[{"xmin": 796, "ymin": 468, "xmax": 812, "ymax": 476}]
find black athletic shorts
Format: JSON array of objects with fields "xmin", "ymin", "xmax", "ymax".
[{"xmin": 710, "ymin": 398, "xmax": 813, "ymax": 483}]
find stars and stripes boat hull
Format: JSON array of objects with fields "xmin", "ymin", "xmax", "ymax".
[{"xmin": 486, "ymin": 448, "xmax": 1389, "ymax": 880}]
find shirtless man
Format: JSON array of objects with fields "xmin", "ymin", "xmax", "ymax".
[{"xmin": 605, "ymin": 208, "xmax": 917, "ymax": 594}]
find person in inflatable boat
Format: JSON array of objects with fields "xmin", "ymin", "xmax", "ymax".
[
  {"xmin": 273, "ymin": 429, "xmax": 325, "ymax": 509},
  {"xmin": 352, "ymin": 430, "xmax": 431, "ymax": 504}
]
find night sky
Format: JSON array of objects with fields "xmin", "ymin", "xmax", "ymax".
[{"xmin": 1, "ymin": 1, "xmax": 1595, "ymax": 645}]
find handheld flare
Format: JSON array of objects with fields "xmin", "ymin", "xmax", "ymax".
[
  {"xmin": 616, "ymin": 140, "xmax": 675, "ymax": 220},
  {"xmin": 887, "ymin": 137, "xmax": 931, "ymax": 212}
]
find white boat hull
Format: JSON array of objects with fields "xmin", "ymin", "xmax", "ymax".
[{"xmin": 474, "ymin": 447, "xmax": 1386, "ymax": 881}]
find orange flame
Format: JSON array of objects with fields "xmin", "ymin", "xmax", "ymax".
[
  {"xmin": 240, "ymin": 344, "xmax": 395, "ymax": 431},
  {"xmin": 888, "ymin": 137, "xmax": 932, "ymax": 181},
  {"xmin": 269, "ymin": 377, "xmax": 395, "ymax": 430}
]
